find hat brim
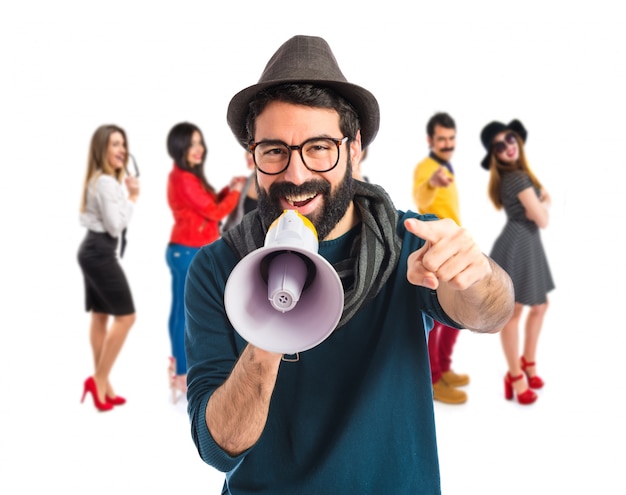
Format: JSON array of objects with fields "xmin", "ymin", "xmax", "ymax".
[{"xmin": 227, "ymin": 79, "xmax": 380, "ymax": 151}]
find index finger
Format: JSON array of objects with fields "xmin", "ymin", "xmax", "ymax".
[{"xmin": 404, "ymin": 217, "xmax": 453, "ymax": 244}]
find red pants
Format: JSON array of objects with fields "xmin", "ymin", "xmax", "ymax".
[{"xmin": 428, "ymin": 321, "xmax": 460, "ymax": 384}]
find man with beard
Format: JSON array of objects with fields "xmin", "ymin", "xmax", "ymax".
[
  {"xmin": 184, "ymin": 36, "xmax": 514, "ymax": 494},
  {"xmin": 413, "ymin": 112, "xmax": 470, "ymax": 405}
]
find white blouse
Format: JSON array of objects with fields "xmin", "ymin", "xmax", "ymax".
[{"xmin": 80, "ymin": 174, "xmax": 134, "ymax": 239}]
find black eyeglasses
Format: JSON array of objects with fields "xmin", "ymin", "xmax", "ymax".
[
  {"xmin": 493, "ymin": 132, "xmax": 517, "ymax": 155},
  {"xmin": 249, "ymin": 136, "xmax": 349, "ymax": 175},
  {"xmin": 125, "ymin": 153, "xmax": 140, "ymax": 178}
]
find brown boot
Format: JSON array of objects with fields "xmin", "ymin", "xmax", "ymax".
[
  {"xmin": 441, "ymin": 370, "xmax": 470, "ymax": 387},
  {"xmin": 432, "ymin": 379, "xmax": 467, "ymax": 404}
]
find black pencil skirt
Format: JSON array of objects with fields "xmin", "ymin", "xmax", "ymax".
[{"xmin": 77, "ymin": 230, "xmax": 135, "ymax": 315}]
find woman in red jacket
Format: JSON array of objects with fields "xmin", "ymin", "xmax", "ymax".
[{"xmin": 166, "ymin": 122, "xmax": 246, "ymax": 402}]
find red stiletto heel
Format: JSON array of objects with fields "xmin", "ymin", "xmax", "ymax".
[
  {"xmin": 504, "ymin": 373, "xmax": 537, "ymax": 405},
  {"xmin": 81, "ymin": 377, "xmax": 113, "ymax": 412},
  {"xmin": 521, "ymin": 356, "xmax": 544, "ymax": 389}
]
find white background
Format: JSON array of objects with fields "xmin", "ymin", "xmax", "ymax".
[{"xmin": 1, "ymin": 1, "xmax": 625, "ymax": 493}]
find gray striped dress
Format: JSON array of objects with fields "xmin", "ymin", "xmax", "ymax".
[{"xmin": 490, "ymin": 170, "xmax": 554, "ymax": 305}]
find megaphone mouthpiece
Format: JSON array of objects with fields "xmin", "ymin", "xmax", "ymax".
[{"xmin": 265, "ymin": 210, "xmax": 318, "ymax": 252}]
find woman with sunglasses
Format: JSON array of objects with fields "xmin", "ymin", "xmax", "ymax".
[
  {"xmin": 480, "ymin": 119, "xmax": 554, "ymax": 405},
  {"xmin": 77, "ymin": 124, "xmax": 140, "ymax": 411},
  {"xmin": 165, "ymin": 122, "xmax": 246, "ymax": 403}
]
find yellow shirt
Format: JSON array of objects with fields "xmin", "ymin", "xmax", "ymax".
[{"xmin": 412, "ymin": 155, "xmax": 461, "ymax": 225}]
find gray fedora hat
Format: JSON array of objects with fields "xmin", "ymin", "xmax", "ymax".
[{"xmin": 227, "ymin": 35, "xmax": 380, "ymax": 150}]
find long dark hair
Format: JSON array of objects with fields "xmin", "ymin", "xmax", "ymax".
[{"xmin": 167, "ymin": 122, "xmax": 215, "ymax": 194}]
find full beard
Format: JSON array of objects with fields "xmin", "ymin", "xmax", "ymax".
[{"xmin": 257, "ymin": 161, "xmax": 355, "ymax": 241}]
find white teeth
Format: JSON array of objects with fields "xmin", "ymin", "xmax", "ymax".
[{"xmin": 286, "ymin": 193, "xmax": 316, "ymax": 204}]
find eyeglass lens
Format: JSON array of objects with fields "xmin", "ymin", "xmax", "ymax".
[{"xmin": 252, "ymin": 137, "xmax": 345, "ymax": 175}]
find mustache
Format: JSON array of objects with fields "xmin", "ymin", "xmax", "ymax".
[
  {"xmin": 441, "ymin": 147, "xmax": 455, "ymax": 153},
  {"xmin": 268, "ymin": 179, "xmax": 330, "ymax": 199}
]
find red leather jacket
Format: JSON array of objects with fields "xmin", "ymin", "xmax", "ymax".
[{"xmin": 167, "ymin": 165, "xmax": 240, "ymax": 248}]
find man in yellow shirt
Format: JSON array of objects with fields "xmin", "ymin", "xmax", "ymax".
[{"xmin": 413, "ymin": 112, "xmax": 469, "ymax": 404}]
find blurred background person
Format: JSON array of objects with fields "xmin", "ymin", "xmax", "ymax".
[
  {"xmin": 222, "ymin": 151, "xmax": 258, "ymax": 232},
  {"xmin": 77, "ymin": 124, "xmax": 140, "ymax": 412},
  {"xmin": 165, "ymin": 122, "xmax": 246, "ymax": 402},
  {"xmin": 413, "ymin": 112, "xmax": 469, "ymax": 405},
  {"xmin": 480, "ymin": 119, "xmax": 554, "ymax": 405}
]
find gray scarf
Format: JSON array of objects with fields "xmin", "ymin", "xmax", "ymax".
[{"xmin": 222, "ymin": 180, "xmax": 401, "ymax": 328}]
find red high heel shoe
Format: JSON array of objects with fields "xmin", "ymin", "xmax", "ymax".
[
  {"xmin": 504, "ymin": 373, "xmax": 537, "ymax": 405},
  {"xmin": 81, "ymin": 377, "xmax": 113, "ymax": 412},
  {"xmin": 521, "ymin": 356, "xmax": 544, "ymax": 389},
  {"xmin": 106, "ymin": 395, "xmax": 126, "ymax": 406}
]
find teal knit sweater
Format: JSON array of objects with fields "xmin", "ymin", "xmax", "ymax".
[{"xmin": 185, "ymin": 210, "xmax": 457, "ymax": 494}]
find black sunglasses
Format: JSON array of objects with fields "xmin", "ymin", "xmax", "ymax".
[{"xmin": 493, "ymin": 132, "xmax": 517, "ymax": 155}]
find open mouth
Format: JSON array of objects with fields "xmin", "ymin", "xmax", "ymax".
[{"xmin": 286, "ymin": 193, "xmax": 318, "ymax": 208}]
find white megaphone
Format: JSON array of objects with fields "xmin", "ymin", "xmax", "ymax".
[{"xmin": 224, "ymin": 209, "xmax": 344, "ymax": 354}]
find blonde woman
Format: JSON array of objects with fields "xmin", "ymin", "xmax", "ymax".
[
  {"xmin": 480, "ymin": 119, "xmax": 554, "ymax": 405},
  {"xmin": 77, "ymin": 124, "xmax": 140, "ymax": 412}
]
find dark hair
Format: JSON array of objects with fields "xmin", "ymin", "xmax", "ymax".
[
  {"xmin": 245, "ymin": 84, "xmax": 360, "ymax": 146},
  {"xmin": 426, "ymin": 112, "xmax": 456, "ymax": 138},
  {"xmin": 167, "ymin": 122, "xmax": 215, "ymax": 193}
]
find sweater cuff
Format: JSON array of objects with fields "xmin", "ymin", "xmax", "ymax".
[{"xmin": 195, "ymin": 394, "xmax": 249, "ymax": 472}]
